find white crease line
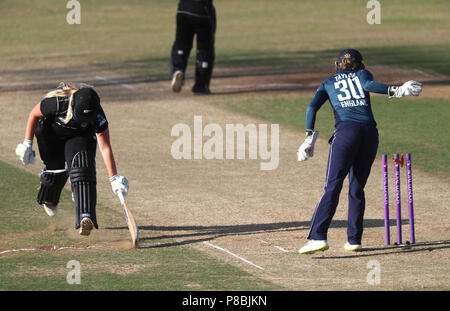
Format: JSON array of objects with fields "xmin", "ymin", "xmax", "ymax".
[
  {"xmin": 259, "ymin": 83, "xmax": 300, "ymax": 88},
  {"xmin": 221, "ymin": 83, "xmax": 301, "ymax": 90},
  {"xmin": 0, "ymin": 245, "xmax": 99, "ymax": 256},
  {"xmin": 203, "ymin": 241, "xmax": 265, "ymax": 271},
  {"xmin": 151, "ymin": 87, "xmax": 169, "ymax": 92},
  {"xmin": 221, "ymin": 84, "xmax": 253, "ymax": 89},
  {"xmin": 95, "ymin": 76, "xmax": 137, "ymax": 90},
  {"xmin": 0, "ymin": 248, "xmax": 37, "ymax": 255},
  {"xmin": 274, "ymin": 246, "xmax": 289, "ymax": 253},
  {"xmin": 414, "ymin": 69, "xmax": 434, "ymax": 78},
  {"xmin": 56, "ymin": 246, "xmax": 93, "ymax": 251}
]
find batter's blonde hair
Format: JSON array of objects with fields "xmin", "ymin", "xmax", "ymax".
[{"xmin": 43, "ymin": 82, "xmax": 93, "ymax": 124}]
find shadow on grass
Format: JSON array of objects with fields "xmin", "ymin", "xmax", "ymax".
[
  {"xmin": 104, "ymin": 44, "xmax": 450, "ymax": 77},
  {"xmin": 1, "ymin": 44, "xmax": 449, "ymax": 93}
]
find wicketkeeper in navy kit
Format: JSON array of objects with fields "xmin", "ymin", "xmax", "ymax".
[
  {"xmin": 170, "ymin": 0, "xmax": 216, "ymax": 95},
  {"xmin": 16, "ymin": 82, "xmax": 129, "ymax": 236},
  {"xmin": 297, "ymin": 49, "xmax": 422, "ymax": 254}
]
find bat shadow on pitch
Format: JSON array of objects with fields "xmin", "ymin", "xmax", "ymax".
[
  {"xmin": 106, "ymin": 218, "xmax": 390, "ymax": 248},
  {"xmin": 106, "ymin": 221, "xmax": 312, "ymax": 248}
]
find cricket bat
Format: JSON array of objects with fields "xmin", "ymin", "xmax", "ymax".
[{"xmin": 118, "ymin": 193, "xmax": 139, "ymax": 248}]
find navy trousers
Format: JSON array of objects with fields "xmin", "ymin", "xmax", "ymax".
[{"xmin": 307, "ymin": 121, "xmax": 378, "ymax": 245}]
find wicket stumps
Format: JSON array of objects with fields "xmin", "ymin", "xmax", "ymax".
[
  {"xmin": 406, "ymin": 153, "xmax": 415, "ymax": 244},
  {"xmin": 394, "ymin": 154, "xmax": 402, "ymax": 244},
  {"xmin": 382, "ymin": 154, "xmax": 390, "ymax": 245},
  {"xmin": 382, "ymin": 153, "xmax": 415, "ymax": 246}
]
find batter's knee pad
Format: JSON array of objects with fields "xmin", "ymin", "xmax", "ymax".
[
  {"xmin": 194, "ymin": 49, "xmax": 213, "ymax": 88},
  {"xmin": 37, "ymin": 169, "xmax": 69, "ymax": 206},
  {"xmin": 70, "ymin": 151, "xmax": 98, "ymax": 229},
  {"xmin": 171, "ymin": 45, "xmax": 191, "ymax": 73},
  {"xmin": 195, "ymin": 50, "xmax": 212, "ymax": 73}
]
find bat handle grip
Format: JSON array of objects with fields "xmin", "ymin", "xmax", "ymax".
[{"xmin": 118, "ymin": 192, "xmax": 125, "ymax": 205}]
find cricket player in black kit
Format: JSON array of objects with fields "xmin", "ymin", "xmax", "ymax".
[
  {"xmin": 170, "ymin": 0, "xmax": 216, "ymax": 94},
  {"xmin": 16, "ymin": 83, "xmax": 129, "ymax": 236}
]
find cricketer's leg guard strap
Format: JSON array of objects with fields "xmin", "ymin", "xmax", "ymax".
[
  {"xmin": 37, "ymin": 169, "xmax": 69, "ymax": 206},
  {"xmin": 193, "ymin": 49, "xmax": 214, "ymax": 92},
  {"xmin": 70, "ymin": 151, "xmax": 98, "ymax": 229}
]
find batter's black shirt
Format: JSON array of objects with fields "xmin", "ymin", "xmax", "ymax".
[
  {"xmin": 40, "ymin": 96, "xmax": 108, "ymax": 138},
  {"xmin": 177, "ymin": 0, "xmax": 213, "ymax": 17}
]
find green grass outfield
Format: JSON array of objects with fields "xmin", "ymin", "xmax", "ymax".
[
  {"xmin": 0, "ymin": 161, "xmax": 281, "ymax": 290},
  {"xmin": 1, "ymin": 0, "xmax": 450, "ymax": 76}
]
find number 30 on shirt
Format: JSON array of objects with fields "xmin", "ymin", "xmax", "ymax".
[{"xmin": 335, "ymin": 76, "xmax": 366, "ymax": 101}]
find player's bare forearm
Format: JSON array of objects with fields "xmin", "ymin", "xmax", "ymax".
[
  {"xmin": 25, "ymin": 103, "xmax": 43, "ymax": 141},
  {"xmin": 102, "ymin": 148, "xmax": 118, "ymax": 178},
  {"xmin": 96, "ymin": 129, "xmax": 118, "ymax": 178}
]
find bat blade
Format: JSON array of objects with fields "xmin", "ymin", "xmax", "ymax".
[{"xmin": 119, "ymin": 194, "xmax": 139, "ymax": 248}]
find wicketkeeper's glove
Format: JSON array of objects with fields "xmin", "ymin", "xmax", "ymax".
[
  {"xmin": 388, "ymin": 80, "xmax": 422, "ymax": 98},
  {"xmin": 16, "ymin": 139, "xmax": 36, "ymax": 165},
  {"xmin": 297, "ymin": 131, "xmax": 319, "ymax": 162},
  {"xmin": 110, "ymin": 175, "xmax": 129, "ymax": 200}
]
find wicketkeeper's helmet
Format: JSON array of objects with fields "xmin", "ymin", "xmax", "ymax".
[{"xmin": 335, "ymin": 49, "xmax": 365, "ymax": 71}]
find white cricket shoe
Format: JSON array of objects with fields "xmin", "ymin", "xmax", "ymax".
[
  {"xmin": 344, "ymin": 242, "xmax": 363, "ymax": 252},
  {"xmin": 298, "ymin": 240, "xmax": 329, "ymax": 254},
  {"xmin": 43, "ymin": 204, "xmax": 58, "ymax": 217},
  {"xmin": 79, "ymin": 217, "xmax": 94, "ymax": 236},
  {"xmin": 171, "ymin": 70, "xmax": 184, "ymax": 93}
]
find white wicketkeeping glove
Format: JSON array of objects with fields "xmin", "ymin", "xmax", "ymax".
[
  {"xmin": 15, "ymin": 139, "xmax": 36, "ymax": 165},
  {"xmin": 388, "ymin": 80, "xmax": 422, "ymax": 98},
  {"xmin": 110, "ymin": 175, "xmax": 129, "ymax": 201},
  {"xmin": 297, "ymin": 131, "xmax": 319, "ymax": 162}
]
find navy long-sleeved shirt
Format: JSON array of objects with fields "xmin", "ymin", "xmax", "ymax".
[{"xmin": 306, "ymin": 69, "xmax": 389, "ymax": 130}]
